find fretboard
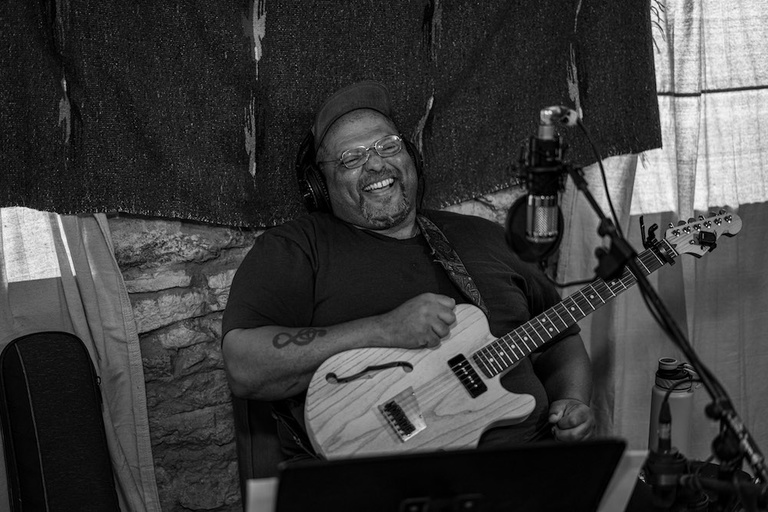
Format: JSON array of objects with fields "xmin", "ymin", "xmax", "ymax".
[{"xmin": 471, "ymin": 241, "xmax": 673, "ymax": 378}]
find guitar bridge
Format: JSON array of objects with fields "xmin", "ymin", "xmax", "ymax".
[{"xmin": 378, "ymin": 387, "xmax": 426, "ymax": 443}]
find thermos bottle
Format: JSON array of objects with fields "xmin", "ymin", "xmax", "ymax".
[{"xmin": 648, "ymin": 357, "xmax": 695, "ymax": 456}]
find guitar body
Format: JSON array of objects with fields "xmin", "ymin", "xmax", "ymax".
[{"xmin": 305, "ymin": 304, "xmax": 536, "ymax": 459}]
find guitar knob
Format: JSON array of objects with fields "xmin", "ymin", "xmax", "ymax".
[{"xmin": 677, "ymin": 220, "xmax": 686, "ymax": 226}]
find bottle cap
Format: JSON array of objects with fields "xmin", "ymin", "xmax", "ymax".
[
  {"xmin": 655, "ymin": 357, "xmax": 692, "ymax": 391},
  {"xmin": 658, "ymin": 357, "xmax": 679, "ymax": 371}
]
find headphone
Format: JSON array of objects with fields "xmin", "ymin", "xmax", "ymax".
[{"xmin": 295, "ymin": 131, "xmax": 425, "ymax": 213}]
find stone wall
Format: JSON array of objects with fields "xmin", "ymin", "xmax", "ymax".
[{"xmin": 108, "ymin": 189, "xmax": 519, "ymax": 511}]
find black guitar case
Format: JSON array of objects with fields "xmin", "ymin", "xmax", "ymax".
[{"xmin": 0, "ymin": 331, "xmax": 120, "ymax": 512}]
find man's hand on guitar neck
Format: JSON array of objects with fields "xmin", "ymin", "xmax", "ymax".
[{"xmin": 548, "ymin": 398, "xmax": 595, "ymax": 442}]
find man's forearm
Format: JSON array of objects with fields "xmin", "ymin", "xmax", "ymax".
[
  {"xmin": 222, "ymin": 292, "xmax": 457, "ymax": 401},
  {"xmin": 222, "ymin": 319, "xmax": 388, "ymax": 401},
  {"xmin": 532, "ymin": 334, "xmax": 593, "ymax": 404}
]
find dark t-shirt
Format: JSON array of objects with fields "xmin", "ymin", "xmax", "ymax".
[{"xmin": 222, "ymin": 209, "xmax": 580, "ymax": 453}]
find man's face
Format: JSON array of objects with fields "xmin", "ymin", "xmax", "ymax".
[{"xmin": 318, "ymin": 110, "xmax": 419, "ymax": 234}]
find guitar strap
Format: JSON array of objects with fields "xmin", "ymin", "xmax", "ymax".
[{"xmin": 417, "ymin": 214, "xmax": 490, "ymax": 318}]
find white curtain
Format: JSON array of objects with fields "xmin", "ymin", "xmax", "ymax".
[
  {"xmin": 0, "ymin": 207, "xmax": 161, "ymax": 511},
  {"xmin": 558, "ymin": 0, "xmax": 768, "ymax": 474},
  {"xmin": 633, "ymin": 0, "xmax": 768, "ymax": 217}
]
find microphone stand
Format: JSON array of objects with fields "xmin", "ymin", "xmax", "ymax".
[{"xmin": 563, "ymin": 163, "xmax": 768, "ymax": 505}]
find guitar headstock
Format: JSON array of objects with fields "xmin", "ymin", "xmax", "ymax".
[{"xmin": 664, "ymin": 210, "xmax": 742, "ymax": 258}]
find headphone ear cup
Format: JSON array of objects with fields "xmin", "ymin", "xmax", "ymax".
[
  {"xmin": 304, "ymin": 165, "xmax": 332, "ymax": 213},
  {"xmin": 403, "ymin": 138, "xmax": 425, "ymax": 207},
  {"xmin": 296, "ymin": 132, "xmax": 332, "ymax": 213}
]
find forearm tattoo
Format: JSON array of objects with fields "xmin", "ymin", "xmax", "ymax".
[{"xmin": 272, "ymin": 328, "xmax": 327, "ymax": 349}]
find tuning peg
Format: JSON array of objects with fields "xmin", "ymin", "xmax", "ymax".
[
  {"xmin": 698, "ymin": 215, "xmax": 704, "ymax": 220},
  {"xmin": 668, "ymin": 223, "xmax": 675, "ymax": 229},
  {"xmin": 718, "ymin": 209, "xmax": 726, "ymax": 215},
  {"xmin": 677, "ymin": 220, "xmax": 687, "ymax": 226},
  {"xmin": 688, "ymin": 218, "xmax": 696, "ymax": 223}
]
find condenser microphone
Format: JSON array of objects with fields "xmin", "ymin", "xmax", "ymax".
[
  {"xmin": 506, "ymin": 106, "xmax": 576, "ymax": 262},
  {"xmin": 525, "ymin": 106, "xmax": 578, "ymax": 244}
]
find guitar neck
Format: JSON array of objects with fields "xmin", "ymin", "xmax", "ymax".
[{"xmin": 472, "ymin": 241, "xmax": 674, "ymax": 379}]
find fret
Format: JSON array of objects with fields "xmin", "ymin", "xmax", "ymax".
[
  {"xmin": 554, "ymin": 302, "xmax": 577, "ymax": 323},
  {"xmin": 497, "ymin": 337, "xmax": 521, "ymax": 363},
  {"xmin": 522, "ymin": 322, "xmax": 544, "ymax": 345},
  {"xmin": 520, "ymin": 330, "xmax": 535, "ymax": 354},
  {"xmin": 571, "ymin": 293, "xmax": 590, "ymax": 314},
  {"xmin": 576, "ymin": 289, "xmax": 599, "ymax": 313},
  {"xmin": 606, "ymin": 278, "xmax": 624, "ymax": 295},
  {"xmin": 619, "ymin": 273, "xmax": 635, "ymax": 289},
  {"xmin": 565, "ymin": 296, "xmax": 586, "ymax": 319},
  {"xmin": 537, "ymin": 314, "xmax": 562, "ymax": 338},
  {"xmin": 471, "ymin": 352, "xmax": 494, "ymax": 377},
  {"xmin": 576, "ymin": 290, "xmax": 595, "ymax": 316},
  {"xmin": 510, "ymin": 334, "xmax": 528, "ymax": 359},
  {"xmin": 481, "ymin": 349, "xmax": 504, "ymax": 375},
  {"xmin": 545, "ymin": 308, "xmax": 569, "ymax": 332},
  {"xmin": 640, "ymin": 248, "xmax": 665, "ymax": 273},
  {"xmin": 550, "ymin": 306, "xmax": 569, "ymax": 329},
  {"xmin": 591, "ymin": 279, "xmax": 615, "ymax": 300},
  {"xmin": 529, "ymin": 318, "xmax": 549, "ymax": 343},
  {"xmin": 529, "ymin": 318, "xmax": 550, "ymax": 346},
  {"xmin": 490, "ymin": 342, "xmax": 513, "ymax": 367},
  {"xmin": 636, "ymin": 255, "xmax": 651, "ymax": 275},
  {"xmin": 518, "ymin": 333, "xmax": 533, "ymax": 353}
]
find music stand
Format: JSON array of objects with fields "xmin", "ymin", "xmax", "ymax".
[{"xmin": 273, "ymin": 438, "xmax": 627, "ymax": 512}]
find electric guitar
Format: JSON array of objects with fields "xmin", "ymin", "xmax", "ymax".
[{"xmin": 305, "ymin": 212, "xmax": 742, "ymax": 459}]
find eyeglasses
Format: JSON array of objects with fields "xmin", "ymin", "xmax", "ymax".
[{"xmin": 318, "ymin": 134, "xmax": 403, "ymax": 169}]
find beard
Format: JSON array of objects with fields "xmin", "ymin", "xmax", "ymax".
[{"xmin": 358, "ymin": 179, "xmax": 413, "ymax": 229}]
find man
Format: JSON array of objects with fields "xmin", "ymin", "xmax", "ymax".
[{"xmin": 222, "ymin": 80, "xmax": 594, "ymax": 462}]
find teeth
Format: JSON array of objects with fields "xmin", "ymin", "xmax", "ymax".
[{"xmin": 363, "ymin": 178, "xmax": 394, "ymax": 192}]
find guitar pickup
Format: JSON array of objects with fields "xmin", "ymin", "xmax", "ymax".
[{"xmin": 448, "ymin": 354, "xmax": 488, "ymax": 396}]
